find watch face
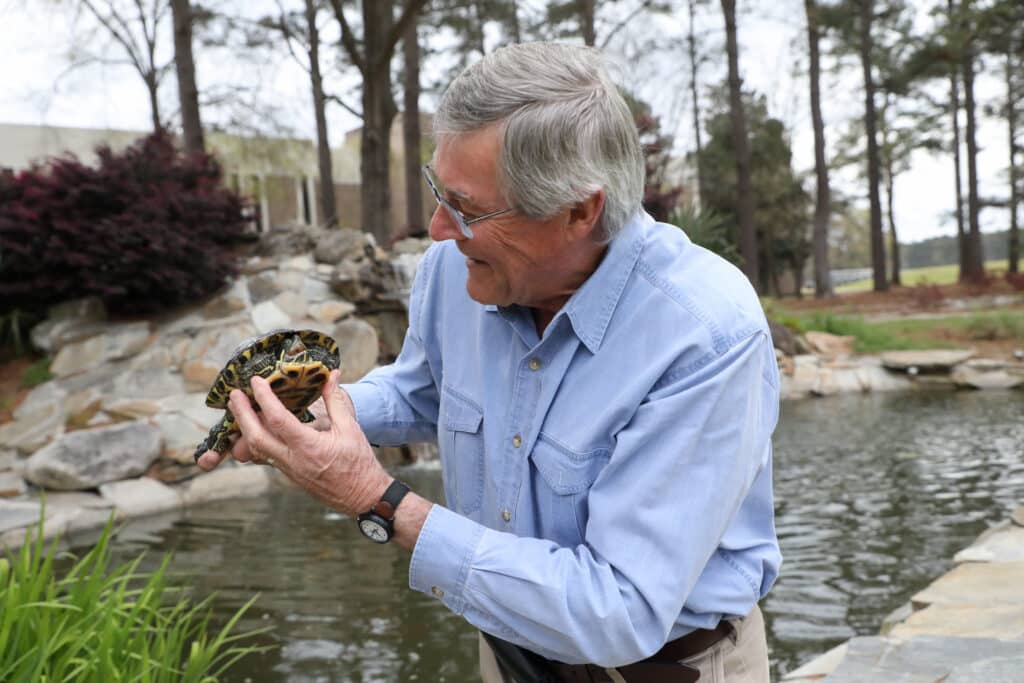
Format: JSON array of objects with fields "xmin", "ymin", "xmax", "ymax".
[{"xmin": 359, "ymin": 518, "xmax": 390, "ymax": 543}]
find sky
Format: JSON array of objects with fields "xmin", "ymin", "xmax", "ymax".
[{"xmin": 0, "ymin": 0, "xmax": 1015, "ymax": 245}]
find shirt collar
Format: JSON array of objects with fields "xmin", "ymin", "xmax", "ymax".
[{"xmin": 563, "ymin": 211, "xmax": 647, "ymax": 353}]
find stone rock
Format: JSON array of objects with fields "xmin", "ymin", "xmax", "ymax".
[
  {"xmin": 945, "ymin": 655, "xmax": 1024, "ymax": 682},
  {"xmin": 804, "ymin": 331, "xmax": 856, "ymax": 358},
  {"xmin": 49, "ymin": 322, "xmax": 152, "ymax": 377},
  {"xmin": 314, "ymin": 228, "xmax": 372, "ymax": 265},
  {"xmin": 0, "ymin": 471, "xmax": 26, "ymax": 498},
  {"xmin": 361, "ymin": 310, "xmax": 409, "ymax": 361},
  {"xmin": 1013, "ymin": 505, "xmax": 1024, "ymax": 527},
  {"xmin": 151, "ymin": 413, "xmax": 209, "ymax": 462},
  {"xmin": 881, "ymin": 349, "xmax": 976, "ymax": 373},
  {"xmin": 111, "ymin": 366, "xmax": 186, "ymax": 401},
  {"xmin": 103, "ymin": 398, "xmax": 162, "ymax": 420},
  {"xmin": 954, "ymin": 522, "xmax": 1024, "ymax": 562},
  {"xmin": 822, "ymin": 635, "xmax": 1024, "ymax": 683},
  {"xmin": 181, "ymin": 465, "xmax": 271, "ymax": 506},
  {"xmin": 99, "ymin": 477, "xmax": 182, "ymax": 516},
  {"xmin": 911, "ymin": 561, "xmax": 1024, "ymax": 609},
  {"xmin": 158, "ymin": 393, "xmax": 220, "ymax": 429},
  {"xmin": 856, "ymin": 362, "xmax": 915, "ymax": 393},
  {"xmin": 50, "ymin": 335, "xmax": 107, "ymax": 377},
  {"xmin": 768, "ymin": 319, "xmax": 798, "ymax": 356},
  {"xmin": 182, "ymin": 358, "xmax": 222, "ymax": 392},
  {"xmin": 23, "ymin": 421, "xmax": 162, "ymax": 490},
  {"xmin": 274, "ymin": 268, "xmax": 306, "ymax": 292},
  {"xmin": 879, "ymin": 601, "xmax": 914, "ymax": 635},
  {"xmin": 282, "ymin": 253, "xmax": 315, "ymax": 271},
  {"xmin": 889, "ymin": 603, "xmax": 1024, "ymax": 640},
  {"xmin": 0, "ymin": 448, "xmax": 17, "ymax": 470},
  {"xmin": 391, "ymin": 236, "xmax": 431, "ymax": 255},
  {"xmin": 201, "ymin": 278, "xmax": 251, "ymax": 319},
  {"xmin": 308, "ymin": 300, "xmax": 356, "ymax": 324},
  {"xmin": 0, "ymin": 402, "xmax": 64, "ymax": 454},
  {"xmin": 128, "ymin": 344, "xmax": 177, "ymax": 371},
  {"xmin": 13, "ymin": 381, "xmax": 68, "ymax": 421},
  {"xmin": 29, "ymin": 296, "xmax": 107, "ymax": 353},
  {"xmin": 247, "ymin": 271, "xmax": 283, "ymax": 304},
  {"xmin": 0, "ymin": 500, "xmax": 44, "ymax": 533},
  {"xmin": 812, "ymin": 365, "xmax": 864, "ymax": 396},
  {"xmin": 951, "ymin": 360, "xmax": 1024, "ymax": 389},
  {"xmin": 65, "ymin": 389, "xmax": 104, "ymax": 429},
  {"xmin": 782, "ymin": 355, "xmax": 820, "ymax": 399},
  {"xmin": 273, "ymin": 290, "xmax": 308, "ymax": 321},
  {"xmin": 333, "ymin": 317, "xmax": 380, "ymax": 382},
  {"xmin": 251, "ymin": 300, "xmax": 292, "ymax": 333},
  {"xmin": 781, "ymin": 642, "xmax": 847, "ymax": 681},
  {"xmin": 301, "ymin": 276, "xmax": 333, "ymax": 303},
  {"xmin": 241, "ymin": 255, "xmax": 277, "ymax": 275}
]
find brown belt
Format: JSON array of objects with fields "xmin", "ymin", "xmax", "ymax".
[{"xmin": 548, "ymin": 621, "xmax": 735, "ymax": 683}]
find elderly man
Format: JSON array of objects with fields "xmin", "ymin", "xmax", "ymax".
[{"xmin": 199, "ymin": 42, "xmax": 781, "ymax": 683}]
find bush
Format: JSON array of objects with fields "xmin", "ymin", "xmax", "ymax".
[
  {"xmin": 0, "ymin": 134, "xmax": 250, "ymax": 318},
  {"xmin": 0, "ymin": 510, "xmax": 268, "ymax": 682}
]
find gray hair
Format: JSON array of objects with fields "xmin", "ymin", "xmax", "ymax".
[{"xmin": 433, "ymin": 42, "xmax": 644, "ymax": 241}]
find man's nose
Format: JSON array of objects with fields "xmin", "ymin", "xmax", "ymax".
[{"xmin": 428, "ymin": 207, "xmax": 466, "ymax": 242}]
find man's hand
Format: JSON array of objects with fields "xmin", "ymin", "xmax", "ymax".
[{"xmin": 196, "ymin": 369, "xmax": 391, "ymax": 517}]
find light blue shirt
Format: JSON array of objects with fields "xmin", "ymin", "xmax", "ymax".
[{"xmin": 343, "ymin": 211, "xmax": 781, "ymax": 667}]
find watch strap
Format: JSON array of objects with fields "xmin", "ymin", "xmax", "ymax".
[{"xmin": 369, "ymin": 479, "xmax": 410, "ymax": 521}]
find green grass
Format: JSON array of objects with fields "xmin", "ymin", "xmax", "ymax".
[
  {"xmin": 21, "ymin": 357, "xmax": 52, "ymax": 389},
  {"xmin": 835, "ymin": 260, "xmax": 1009, "ymax": 293},
  {"xmin": 0, "ymin": 509, "xmax": 269, "ymax": 682},
  {"xmin": 764, "ymin": 302, "xmax": 1024, "ymax": 354}
]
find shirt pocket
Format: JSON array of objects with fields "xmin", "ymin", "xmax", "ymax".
[
  {"xmin": 439, "ymin": 385, "xmax": 485, "ymax": 514},
  {"xmin": 528, "ymin": 432, "xmax": 610, "ymax": 545}
]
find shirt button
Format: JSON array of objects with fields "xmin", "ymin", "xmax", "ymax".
[
  {"xmin": 512, "ymin": 434, "xmax": 522, "ymax": 448},
  {"xmin": 431, "ymin": 586, "xmax": 445, "ymax": 598},
  {"xmin": 502, "ymin": 509, "xmax": 511, "ymax": 522},
  {"xmin": 529, "ymin": 357, "xmax": 542, "ymax": 371}
]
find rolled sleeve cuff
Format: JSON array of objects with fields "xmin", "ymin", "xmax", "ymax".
[
  {"xmin": 409, "ymin": 504, "xmax": 485, "ymax": 615},
  {"xmin": 340, "ymin": 381, "xmax": 391, "ymax": 437}
]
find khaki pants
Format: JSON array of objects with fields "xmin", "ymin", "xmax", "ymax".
[{"xmin": 479, "ymin": 605, "xmax": 770, "ymax": 683}]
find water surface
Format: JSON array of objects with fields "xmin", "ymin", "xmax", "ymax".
[{"xmin": 76, "ymin": 389, "xmax": 1023, "ymax": 681}]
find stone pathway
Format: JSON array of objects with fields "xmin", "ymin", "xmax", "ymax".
[{"xmin": 784, "ymin": 503, "xmax": 1024, "ymax": 682}]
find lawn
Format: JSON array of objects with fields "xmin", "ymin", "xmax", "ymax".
[{"xmin": 835, "ymin": 260, "xmax": 1009, "ymax": 293}]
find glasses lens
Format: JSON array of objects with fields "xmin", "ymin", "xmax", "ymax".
[{"xmin": 424, "ymin": 166, "xmax": 473, "ymax": 239}]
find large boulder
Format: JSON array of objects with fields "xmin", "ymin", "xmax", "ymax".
[{"xmin": 23, "ymin": 421, "xmax": 163, "ymax": 490}]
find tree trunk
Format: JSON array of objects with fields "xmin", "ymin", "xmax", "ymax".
[
  {"xmin": 306, "ymin": 0, "xmax": 337, "ymax": 228},
  {"xmin": 361, "ymin": 0, "xmax": 399, "ymax": 244},
  {"xmin": 509, "ymin": 0, "xmax": 522, "ymax": 43},
  {"xmin": 960, "ymin": 0, "xmax": 985, "ymax": 282},
  {"xmin": 947, "ymin": 0, "xmax": 967, "ymax": 274},
  {"xmin": 146, "ymin": 72, "xmax": 162, "ymax": 133},
  {"xmin": 858, "ymin": 0, "xmax": 887, "ymax": 292},
  {"xmin": 1007, "ymin": 46, "xmax": 1020, "ymax": 274},
  {"xmin": 885, "ymin": 148, "xmax": 901, "ymax": 286},
  {"xmin": 171, "ymin": 0, "xmax": 204, "ymax": 154},
  {"xmin": 805, "ymin": 0, "xmax": 833, "ymax": 297},
  {"xmin": 402, "ymin": 10, "xmax": 425, "ymax": 237},
  {"xmin": 581, "ymin": 0, "xmax": 596, "ymax": 46},
  {"xmin": 720, "ymin": 0, "xmax": 759, "ymax": 291},
  {"xmin": 688, "ymin": 0, "xmax": 704, "ymax": 204}
]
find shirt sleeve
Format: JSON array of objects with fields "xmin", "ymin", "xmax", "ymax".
[
  {"xmin": 341, "ymin": 246, "xmax": 441, "ymax": 446},
  {"xmin": 408, "ymin": 330, "xmax": 779, "ymax": 667}
]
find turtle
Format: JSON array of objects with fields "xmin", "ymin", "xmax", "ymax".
[{"xmin": 193, "ymin": 329, "xmax": 341, "ymax": 462}]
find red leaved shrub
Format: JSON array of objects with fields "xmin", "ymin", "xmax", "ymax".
[{"xmin": 0, "ymin": 133, "xmax": 250, "ymax": 317}]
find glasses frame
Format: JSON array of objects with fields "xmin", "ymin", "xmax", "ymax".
[{"xmin": 422, "ymin": 165, "xmax": 515, "ymax": 239}]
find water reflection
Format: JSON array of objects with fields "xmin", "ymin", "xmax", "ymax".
[{"xmin": 75, "ymin": 390, "xmax": 1022, "ymax": 681}]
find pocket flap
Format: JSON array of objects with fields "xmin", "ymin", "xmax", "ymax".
[
  {"xmin": 443, "ymin": 388, "xmax": 483, "ymax": 433},
  {"xmin": 530, "ymin": 433, "xmax": 609, "ymax": 495}
]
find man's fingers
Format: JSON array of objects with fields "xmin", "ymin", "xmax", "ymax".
[
  {"xmin": 197, "ymin": 449, "xmax": 227, "ymax": 471},
  {"xmin": 322, "ymin": 370, "xmax": 357, "ymax": 429},
  {"xmin": 248, "ymin": 376, "xmax": 307, "ymax": 443}
]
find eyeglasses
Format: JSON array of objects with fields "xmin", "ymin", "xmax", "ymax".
[{"xmin": 422, "ymin": 165, "xmax": 515, "ymax": 239}]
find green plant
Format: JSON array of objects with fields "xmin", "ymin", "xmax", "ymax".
[
  {"xmin": 797, "ymin": 313, "xmax": 940, "ymax": 353},
  {"xmin": 964, "ymin": 311, "xmax": 1024, "ymax": 341},
  {"xmin": 0, "ymin": 509, "xmax": 269, "ymax": 682},
  {"xmin": 21, "ymin": 357, "xmax": 52, "ymax": 388},
  {"xmin": 670, "ymin": 204, "xmax": 741, "ymax": 265}
]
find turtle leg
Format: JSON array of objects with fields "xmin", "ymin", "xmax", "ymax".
[
  {"xmin": 193, "ymin": 411, "xmax": 240, "ymax": 462},
  {"xmin": 297, "ymin": 408, "xmax": 316, "ymax": 423}
]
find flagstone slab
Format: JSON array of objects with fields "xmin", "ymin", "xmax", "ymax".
[
  {"xmin": 100, "ymin": 478, "xmax": 182, "ymax": 517},
  {"xmin": 911, "ymin": 561, "xmax": 1024, "ymax": 609},
  {"xmin": 945, "ymin": 654, "xmax": 1024, "ymax": 682},
  {"xmin": 781, "ymin": 642, "xmax": 847, "ymax": 680},
  {"xmin": 880, "ymin": 349, "xmax": 976, "ymax": 372},
  {"xmin": 954, "ymin": 522, "xmax": 1024, "ymax": 563},
  {"xmin": 822, "ymin": 635, "xmax": 1024, "ymax": 683},
  {"xmin": 888, "ymin": 603, "xmax": 1024, "ymax": 640}
]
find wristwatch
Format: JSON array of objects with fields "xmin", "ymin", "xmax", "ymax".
[{"xmin": 357, "ymin": 479, "xmax": 410, "ymax": 543}]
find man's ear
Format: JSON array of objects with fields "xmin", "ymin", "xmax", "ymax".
[{"xmin": 566, "ymin": 189, "xmax": 606, "ymax": 240}]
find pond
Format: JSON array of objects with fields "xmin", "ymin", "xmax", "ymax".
[{"xmin": 73, "ymin": 389, "xmax": 1024, "ymax": 682}]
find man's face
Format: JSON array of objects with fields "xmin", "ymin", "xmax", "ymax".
[{"xmin": 427, "ymin": 126, "xmax": 602, "ymax": 313}]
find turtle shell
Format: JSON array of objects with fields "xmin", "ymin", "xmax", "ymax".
[{"xmin": 194, "ymin": 329, "xmax": 341, "ymax": 461}]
